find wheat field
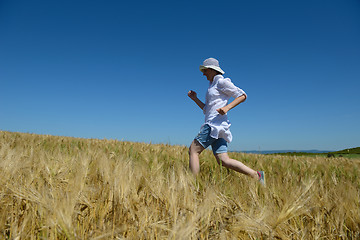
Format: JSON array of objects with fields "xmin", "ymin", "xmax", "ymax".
[{"xmin": 0, "ymin": 131, "xmax": 359, "ymax": 239}]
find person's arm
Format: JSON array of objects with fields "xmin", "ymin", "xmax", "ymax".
[
  {"xmin": 216, "ymin": 94, "xmax": 247, "ymax": 115},
  {"xmin": 188, "ymin": 90, "xmax": 205, "ymax": 110}
]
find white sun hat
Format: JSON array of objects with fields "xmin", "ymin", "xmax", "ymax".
[{"xmin": 199, "ymin": 57, "xmax": 225, "ymax": 74}]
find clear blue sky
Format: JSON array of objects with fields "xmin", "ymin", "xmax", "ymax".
[{"xmin": 1, "ymin": 0, "xmax": 359, "ymax": 151}]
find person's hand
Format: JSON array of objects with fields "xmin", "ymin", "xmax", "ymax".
[
  {"xmin": 188, "ymin": 90, "xmax": 197, "ymax": 101},
  {"xmin": 217, "ymin": 106, "xmax": 229, "ymax": 115}
]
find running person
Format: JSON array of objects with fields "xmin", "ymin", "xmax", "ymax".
[{"xmin": 188, "ymin": 57, "xmax": 265, "ymax": 185}]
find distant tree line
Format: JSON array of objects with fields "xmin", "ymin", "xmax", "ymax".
[
  {"xmin": 331, "ymin": 147, "xmax": 360, "ymax": 155},
  {"xmin": 267, "ymin": 147, "xmax": 360, "ymax": 157}
]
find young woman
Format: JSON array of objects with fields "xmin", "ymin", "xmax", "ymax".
[{"xmin": 188, "ymin": 57, "xmax": 265, "ymax": 185}]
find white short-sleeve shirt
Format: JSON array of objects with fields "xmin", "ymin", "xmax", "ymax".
[{"xmin": 202, "ymin": 74, "xmax": 247, "ymax": 143}]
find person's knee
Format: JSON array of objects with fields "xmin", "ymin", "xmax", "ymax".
[
  {"xmin": 189, "ymin": 144, "xmax": 197, "ymax": 156},
  {"xmin": 221, "ymin": 159, "xmax": 231, "ymax": 167},
  {"xmin": 189, "ymin": 140, "xmax": 203, "ymax": 155},
  {"xmin": 216, "ymin": 153, "xmax": 231, "ymax": 167}
]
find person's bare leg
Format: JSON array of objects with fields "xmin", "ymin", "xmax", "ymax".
[
  {"xmin": 215, "ymin": 153, "xmax": 259, "ymax": 179},
  {"xmin": 188, "ymin": 140, "xmax": 205, "ymax": 175}
]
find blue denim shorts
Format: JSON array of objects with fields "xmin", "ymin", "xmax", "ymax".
[{"xmin": 195, "ymin": 124, "xmax": 228, "ymax": 154}]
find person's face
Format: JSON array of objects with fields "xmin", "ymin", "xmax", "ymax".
[{"xmin": 202, "ymin": 68, "xmax": 218, "ymax": 82}]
